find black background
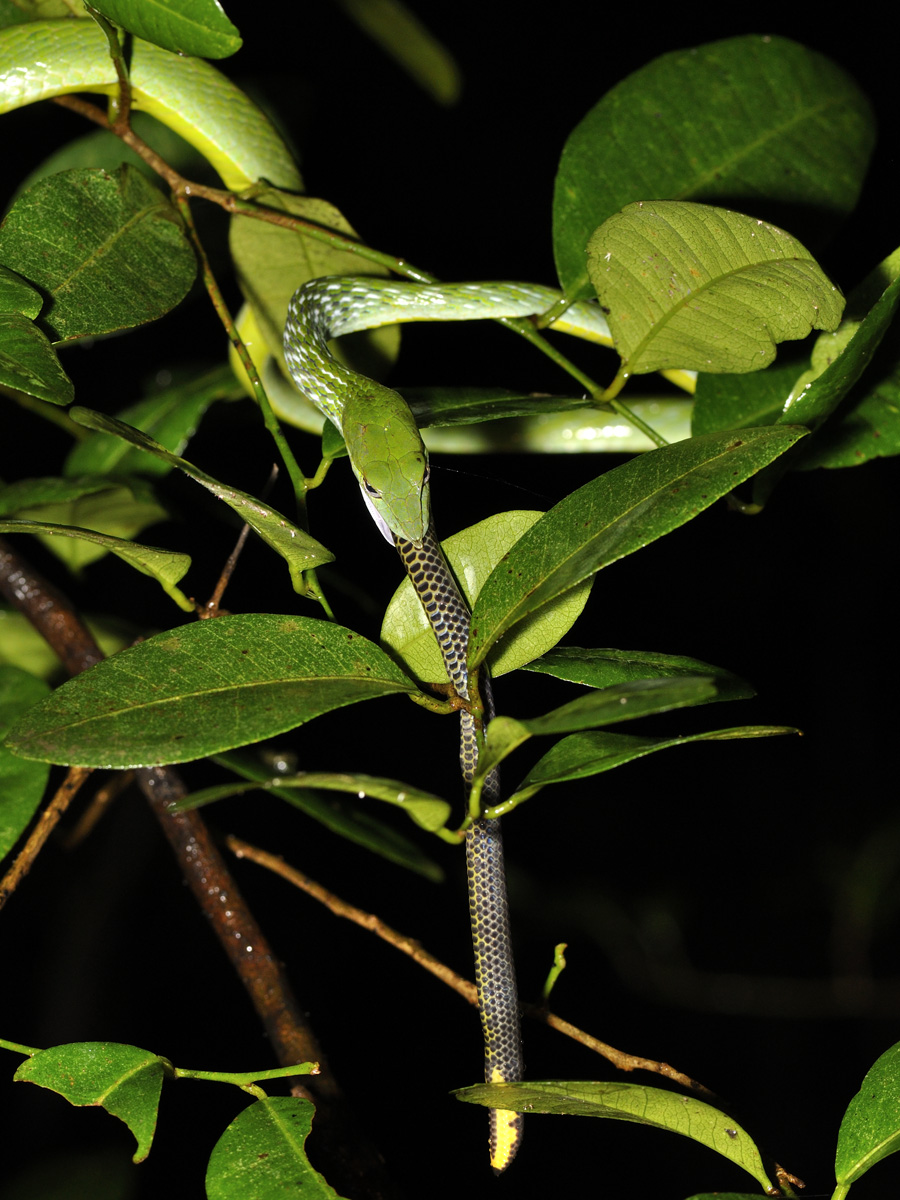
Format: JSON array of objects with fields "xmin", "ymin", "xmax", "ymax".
[{"xmin": 1, "ymin": 2, "xmax": 898, "ymax": 1198}]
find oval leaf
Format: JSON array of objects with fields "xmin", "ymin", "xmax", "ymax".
[
  {"xmin": 454, "ymin": 1080, "xmax": 775, "ymax": 1193},
  {"xmin": 553, "ymin": 35, "xmax": 875, "ymax": 298},
  {"xmin": 4, "ymin": 613, "xmax": 419, "ymax": 768},
  {"xmin": 0, "ymin": 312, "xmax": 74, "ymax": 405},
  {"xmin": 90, "ymin": 0, "xmax": 242, "ymax": 58},
  {"xmin": 383, "ymin": 511, "xmax": 591, "ymax": 684},
  {"xmin": 206, "ymin": 1097, "xmax": 343, "ymax": 1200},
  {"xmin": 468, "ymin": 427, "xmax": 805, "ymax": 669},
  {"xmin": 523, "ymin": 647, "xmax": 754, "ymax": 702},
  {"xmin": 587, "ymin": 202, "xmax": 843, "ymax": 375},
  {"xmin": 14, "ymin": 1042, "xmax": 165, "ymax": 1163},
  {"xmin": 836, "ymin": 1041, "xmax": 900, "ymax": 1188},
  {"xmin": 0, "ymin": 166, "xmax": 196, "ymax": 341}
]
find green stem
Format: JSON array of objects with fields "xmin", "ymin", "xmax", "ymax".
[
  {"xmin": 541, "ymin": 943, "xmax": 568, "ymax": 1002},
  {"xmin": 0, "ymin": 1037, "xmax": 40, "ymax": 1057},
  {"xmin": 172, "ymin": 1062, "xmax": 318, "ymax": 1086}
]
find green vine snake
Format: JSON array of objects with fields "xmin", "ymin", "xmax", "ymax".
[{"xmin": 0, "ymin": 17, "xmax": 688, "ymax": 1172}]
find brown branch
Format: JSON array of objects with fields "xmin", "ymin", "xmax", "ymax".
[
  {"xmin": 225, "ymin": 834, "xmax": 716, "ymax": 1100},
  {"xmin": 0, "ymin": 536, "xmax": 400, "ymax": 1199}
]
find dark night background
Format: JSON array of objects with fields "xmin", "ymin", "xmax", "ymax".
[{"xmin": 1, "ymin": 2, "xmax": 898, "ymax": 1198}]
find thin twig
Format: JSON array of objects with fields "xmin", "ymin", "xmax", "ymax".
[
  {"xmin": 225, "ymin": 834, "xmax": 716, "ymax": 1099},
  {"xmin": 0, "ymin": 767, "xmax": 93, "ymax": 912}
]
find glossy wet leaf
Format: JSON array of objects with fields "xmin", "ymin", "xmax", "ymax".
[
  {"xmin": 0, "ymin": 312, "xmax": 74, "ymax": 405},
  {"xmin": 454, "ymin": 1080, "xmax": 774, "ymax": 1192},
  {"xmin": 553, "ymin": 35, "xmax": 874, "ymax": 298},
  {"xmin": 15, "ymin": 1042, "xmax": 165, "ymax": 1163},
  {"xmin": 206, "ymin": 1097, "xmax": 344, "ymax": 1200},
  {"xmin": 0, "ymin": 166, "xmax": 196, "ymax": 340},
  {"xmin": 587, "ymin": 202, "xmax": 843, "ymax": 375},
  {"xmin": 523, "ymin": 647, "xmax": 754, "ymax": 702},
  {"xmin": 69, "ymin": 407, "xmax": 333, "ymax": 588},
  {"xmin": 0, "ymin": 520, "xmax": 193, "ymax": 611},
  {"xmin": 65, "ymin": 365, "xmax": 239, "ymax": 479},
  {"xmin": 213, "ymin": 750, "xmax": 443, "ymax": 880},
  {"xmin": 4, "ymin": 613, "xmax": 419, "ymax": 768},
  {"xmin": 480, "ymin": 677, "xmax": 717, "ymax": 777},
  {"xmin": 505, "ymin": 726, "xmax": 797, "ymax": 808},
  {"xmin": 90, "ymin": 0, "xmax": 242, "ymax": 58},
  {"xmin": 468, "ymin": 427, "xmax": 805, "ymax": 668},
  {"xmin": 174, "ymin": 771, "xmax": 451, "ymax": 833},
  {"xmin": 0, "ymin": 665, "xmax": 50, "ymax": 862},
  {"xmin": 383, "ymin": 511, "xmax": 591, "ymax": 683},
  {"xmin": 835, "ymin": 1040, "xmax": 900, "ymax": 1189}
]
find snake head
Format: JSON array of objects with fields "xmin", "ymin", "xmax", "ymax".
[{"xmin": 343, "ymin": 385, "xmax": 430, "ymax": 546}]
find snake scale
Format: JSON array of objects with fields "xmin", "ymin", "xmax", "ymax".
[{"xmin": 284, "ymin": 277, "xmax": 616, "ymax": 1170}]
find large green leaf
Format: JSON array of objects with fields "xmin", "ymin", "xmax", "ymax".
[
  {"xmin": 89, "ymin": 0, "xmax": 242, "ymax": 58},
  {"xmin": 69, "ymin": 407, "xmax": 333, "ymax": 589},
  {"xmin": 691, "ymin": 356, "xmax": 805, "ymax": 438},
  {"xmin": 4, "ymin": 614, "xmax": 419, "ymax": 767},
  {"xmin": 523, "ymin": 647, "xmax": 754, "ymax": 702},
  {"xmin": 587, "ymin": 202, "xmax": 843, "ymax": 375},
  {"xmin": 553, "ymin": 35, "xmax": 874, "ymax": 298},
  {"xmin": 382, "ymin": 511, "xmax": 591, "ymax": 684},
  {"xmin": 835, "ymin": 1041, "xmax": 900, "ymax": 1193},
  {"xmin": 454, "ymin": 1080, "xmax": 775, "ymax": 1193},
  {"xmin": 206, "ymin": 1097, "xmax": 345, "ymax": 1200},
  {"xmin": 468, "ymin": 427, "xmax": 805, "ymax": 669},
  {"xmin": 0, "ymin": 665, "xmax": 50, "ymax": 863},
  {"xmin": 0, "ymin": 166, "xmax": 196, "ymax": 341},
  {"xmin": 15, "ymin": 1043, "xmax": 165, "ymax": 1163}
]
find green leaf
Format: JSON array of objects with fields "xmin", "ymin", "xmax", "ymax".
[
  {"xmin": 553, "ymin": 35, "xmax": 875, "ymax": 298},
  {"xmin": 781, "ymin": 260, "xmax": 900, "ymax": 438},
  {"xmin": 0, "ymin": 665, "xmax": 50, "ymax": 863},
  {"xmin": 468, "ymin": 427, "xmax": 805, "ymax": 669},
  {"xmin": 14, "ymin": 1042, "xmax": 165, "ymax": 1163},
  {"xmin": 382, "ymin": 511, "xmax": 591, "ymax": 684},
  {"xmin": 4, "ymin": 613, "xmax": 419, "ymax": 767},
  {"xmin": 0, "ymin": 166, "xmax": 196, "ymax": 341},
  {"xmin": 89, "ymin": 0, "xmax": 242, "ymax": 58},
  {"xmin": 0, "ymin": 264, "xmax": 42, "ymax": 316},
  {"xmin": 587, "ymin": 202, "xmax": 843, "ymax": 375},
  {"xmin": 175, "ymin": 771, "xmax": 451, "ymax": 834},
  {"xmin": 230, "ymin": 191, "xmax": 399, "ymax": 423},
  {"xmin": 0, "ymin": 520, "xmax": 193, "ymax": 611},
  {"xmin": 213, "ymin": 750, "xmax": 443, "ymax": 880},
  {"xmin": 523, "ymin": 647, "xmax": 754, "ymax": 702},
  {"xmin": 336, "ymin": 0, "xmax": 460, "ymax": 104},
  {"xmin": 0, "ymin": 478, "xmax": 170, "ymax": 571},
  {"xmin": 454, "ymin": 1080, "xmax": 775, "ymax": 1193},
  {"xmin": 0, "ymin": 312, "xmax": 74, "ymax": 405},
  {"xmin": 69, "ymin": 407, "xmax": 333, "ymax": 588},
  {"xmin": 691, "ymin": 356, "xmax": 805, "ymax": 437},
  {"xmin": 206, "ymin": 1097, "xmax": 345, "ymax": 1200},
  {"xmin": 480, "ymin": 677, "xmax": 717, "ymax": 778},
  {"xmin": 507, "ymin": 726, "xmax": 797, "ymax": 807},
  {"xmin": 835, "ymin": 1041, "xmax": 900, "ymax": 1188},
  {"xmin": 65, "ymin": 365, "xmax": 239, "ymax": 479}
]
